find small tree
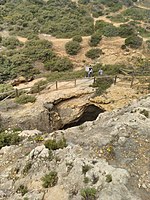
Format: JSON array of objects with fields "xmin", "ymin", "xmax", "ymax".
[
  {"xmin": 85, "ymin": 48, "xmax": 102, "ymax": 59},
  {"xmin": 125, "ymin": 35, "xmax": 143, "ymax": 49},
  {"xmin": 89, "ymin": 32, "xmax": 102, "ymax": 47},
  {"xmin": 72, "ymin": 35, "xmax": 82, "ymax": 43},
  {"xmin": 65, "ymin": 41, "xmax": 81, "ymax": 55}
]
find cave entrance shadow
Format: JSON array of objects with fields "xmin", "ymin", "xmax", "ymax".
[{"xmin": 62, "ymin": 105, "xmax": 105, "ymax": 130}]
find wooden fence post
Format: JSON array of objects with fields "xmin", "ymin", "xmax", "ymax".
[
  {"xmin": 15, "ymin": 88, "xmax": 19, "ymax": 97},
  {"xmin": 130, "ymin": 75, "xmax": 134, "ymax": 88},
  {"xmin": 74, "ymin": 79, "xmax": 77, "ymax": 87},
  {"xmin": 114, "ymin": 75, "xmax": 117, "ymax": 85},
  {"xmin": 56, "ymin": 81, "xmax": 58, "ymax": 90}
]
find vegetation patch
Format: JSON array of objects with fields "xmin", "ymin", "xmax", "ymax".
[
  {"xmin": 92, "ymin": 77, "xmax": 113, "ymax": 96},
  {"xmin": 30, "ymin": 80, "xmax": 48, "ymax": 94},
  {"xmin": 42, "ymin": 171, "xmax": 58, "ymax": 188},
  {"xmin": 0, "ymin": 130, "xmax": 22, "ymax": 149},
  {"xmin": 106, "ymin": 174, "xmax": 112, "ymax": 183},
  {"xmin": 80, "ymin": 187, "xmax": 97, "ymax": 200},
  {"xmin": 17, "ymin": 185, "xmax": 28, "ymax": 196},
  {"xmin": 125, "ymin": 35, "xmax": 143, "ymax": 49},
  {"xmin": 89, "ymin": 33, "xmax": 102, "ymax": 47},
  {"xmin": 140, "ymin": 109, "xmax": 149, "ymax": 118},
  {"xmin": 82, "ymin": 164, "xmax": 92, "ymax": 175},
  {"xmin": 44, "ymin": 137, "xmax": 67, "ymax": 150},
  {"xmin": 85, "ymin": 48, "xmax": 103, "ymax": 59},
  {"xmin": 23, "ymin": 162, "xmax": 32, "ymax": 175},
  {"xmin": 44, "ymin": 57, "xmax": 73, "ymax": 72},
  {"xmin": 65, "ymin": 41, "xmax": 81, "ymax": 55},
  {"xmin": 15, "ymin": 94, "xmax": 36, "ymax": 104},
  {"xmin": 1, "ymin": 37, "xmax": 23, "ymax": 49},
  {"xmin": 72, "ymin": 35, "xmax": 83, "ymax": 43}
]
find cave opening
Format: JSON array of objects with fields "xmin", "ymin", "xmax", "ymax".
[{"xmin": 62, "ymin": 104, "xmax": 105, "ymax": 129}]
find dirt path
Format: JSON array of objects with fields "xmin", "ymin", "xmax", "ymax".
[
  {"xmin": 134, "ymin": 3, "xmax": 150, "ymax": 10},
  {"xmin": 92, "ymin": 6, "xmax": 128, "ymax": 27}
]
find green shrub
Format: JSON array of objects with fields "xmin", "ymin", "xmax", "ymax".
[
  {"xmin": 44, "ymin": 57, "xmax": 73, "ymax": 72},
  {"xmin": 84, "ymin": 177, "xmax": 90, "ymax": 184},
  {"xmin": 92, "ymin": 77, "xmax": 113, "ymax": 96},
  {"xmin": 118, "ymin": 24, "xmax": 135, "ymax": 38},
  {"xmin": 23, "ymin": 162, "xmax": 32, "ymax": 175},
  {"xmin": 1, "ymin": 37, "xmax": 23, "ymax": 49},
  {"xmin": 140, "ymin": 109, "xmax": 149, "ymax": 118},
  {"xmin": 72, "ymin": 35, "xmax": 82, "ymax": 43},
  {"xmin": 95, "ymin": 20, "xmax": 111, "ymax": 32},
  {"xmin": 85, "ymin": 48, "xmax": 102, "ymax": 59},
  {"xmin": 0, "ymin": 131, "xmax": 22, "ymax": 149},
  {"xmin": 80, "ymin": 187, "xmax": 97, "ymax": 200},
  {"xmin": 89, "ymin": 32, "xmax": 102, "ymax": 47},
  {"xmin": 15, "ymin": 94, "xmax": 36, "ymax": 104},
  {"xmin": 0, "ymin": 84, "xmax": 13, "ymax": 93},
  {"xmin": 17, "ymin": 185, "xmax": 28, "ymax": 196},
  {"xmin": 82, "ymin": 165, "xmax": 92, "ymax": 175},
  {"xmin": 79, "ymin": 0, "xmax": 90, "ymax": 4},
  {"xmin": 42, "ymin": 171, "xmax": 58, "ymax": 188},
  {"xmin": 65, "ymin": 41, "xmax": 81, "ymax": 55},
  {"xmin": 30, "ymin": 80, "xmax": 48, "ymax": 94},
  {"xmin": 125, "ymin": 35, "xmax": 143, "ymax": 49},
  {"xmin": 106, "ymin": 174, "xmax": 112, "ymax": 183},
  {"xmin": 44, "ymin": 137, "xmax": 67, "ymax": 150},
  {"xmin": 103, "ymin": 25, "xmax": 119, "ymax": 37},
  {"xmin": 92, "ymin": 11, "xmax": 103, "ymax": 18}
]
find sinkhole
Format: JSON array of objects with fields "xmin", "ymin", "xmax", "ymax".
[{"xmin": 62, "ymin": 104, "xmax": 105, "ymax": 129}]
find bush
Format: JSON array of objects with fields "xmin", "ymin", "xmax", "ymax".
[
  {"xmin": 23, "ymin": 162, "xmax": 32, "ymax": 175},
  {"xmin": 42, "ymin": 171, "xmax": 58, "ymax": 188},
  {"xmin": 72, "ymin": 35, "xmax": 82, "ymax": 43},
  {"xmin": 15, "ymin": 94, "xmax": 36, "ymax": 104},
  {"xmin": 65, "ymin": 41, "xmax": 81, "ymax": 55},
  {"xmin": 103, "ymin": 25, "xmax": 119, "ymax": 37},
  {"xmin": 30, "ymin": 80, "xmax": 48, "ymax": 94},
  {"xmin": 0, "ymin": 131, "xmax": 22, "ymax": 149},
  {"xmin": 92, "ymin": 77, "xmax": 113, "ymax": 96},
  {"xmin": 106, "ymin": 174, "xmax": 112, "ymax": 183},
  {"xmin": 0, "ymin": 83, "xmax": 13, "ymax": 93},
  {"xmin": 17, "ymin": 185, "xmax": 28, "ymax": 196},
  {"xmin": 44, "ymin": 137, "xmax": 67, "ymax": 150},
  {"xmin": 125, "ymin": 35, "xmax": 143, "ymax": 49},
  {"xmin": 82, "ymin": 165, "xmax": 91, "ymax": 175},
  {"xmin": 118, "ymin": 24, "xmax": 135, "ymax": 38},
  {"xmin": 44, "ymin": 57, "xmax": 73, "ymax": 72},
  {"xmin": 85, "ymin": 48, "xmax": 102, "ymax": 59},
  {"xmin": 89, "ymin": 32, "xmax": 102, "ymax": 47},
  {"xmin": 80, "ymin": 187, "xmax": 97, "ymax": 200},
  {"xmin": 1, "ymin": 37, "xmax": 23, "ymax": 49}
]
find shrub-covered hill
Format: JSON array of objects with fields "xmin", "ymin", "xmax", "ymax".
[
  {"xmin": 0, "ymin": 0, "xmax": 141, "ymax": 39},
  {"xmin": 0, "ymin": 0, "xmax": 150, "ymax": 83},
  {"xmin": 0, "ymin": 0, "xmax": 94, "ymax": 38}
]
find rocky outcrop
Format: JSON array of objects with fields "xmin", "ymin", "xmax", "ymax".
[
  {"xmin": 0, "ymin": 94, "xmax": 149, "ymax": 200},
  {"xmin": 0, "ymin": 85, "xmax": 98, "ymax": 132}
]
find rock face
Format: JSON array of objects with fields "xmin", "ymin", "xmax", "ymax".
[
  {"xmin": 0, "ymin": 94, "xmax": 150, "ymax": 200},
  {"xmin": 0, "ymin": 84, "xmax": 98, "ymax": 132}
]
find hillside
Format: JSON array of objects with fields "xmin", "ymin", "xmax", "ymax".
[{"xmin": 0, "ymin": 0, "xmax": 150, "ymax": 83}]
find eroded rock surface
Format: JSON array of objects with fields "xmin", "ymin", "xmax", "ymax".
[{"xmin": 0, "ymin": 95, "xmax": 149, "ymax": 200}]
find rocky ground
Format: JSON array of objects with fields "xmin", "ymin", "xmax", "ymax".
[{"xmin": 0, "ymin": 94, "xmax": 149, "ymax": 200}]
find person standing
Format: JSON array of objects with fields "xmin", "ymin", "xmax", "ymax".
[{"xmin": 98, "ymin": 69, "xmax": 103, "ymax": 76}]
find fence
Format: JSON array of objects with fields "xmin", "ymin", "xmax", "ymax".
[{"xmin": 0, "ymin": 74, "xmax": 149, "ymax": 102}]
